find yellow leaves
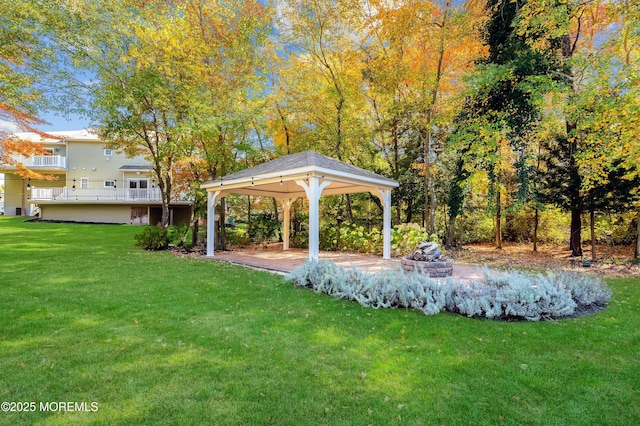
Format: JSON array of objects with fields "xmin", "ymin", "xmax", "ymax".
[{"xmin": 122, "ymin": 10, "xmax": 207, "ymax": 83}]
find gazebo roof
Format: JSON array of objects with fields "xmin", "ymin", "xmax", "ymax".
[{"xmin": 201, "ymin": 150, "xmax": 398, "ymax": 199}]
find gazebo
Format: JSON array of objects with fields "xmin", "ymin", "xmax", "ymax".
[{"xmin": 201, "ymin": 151, "xmax": 399, "ymax": 261}]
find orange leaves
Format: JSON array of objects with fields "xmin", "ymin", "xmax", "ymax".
[{"xmin": 0, "ymin": 135, "xmax": 61, "ymax": 180}]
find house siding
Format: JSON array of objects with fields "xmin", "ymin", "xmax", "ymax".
[
  {"xmin": 2, "ymin": 130, "xmax": 190, "ymax": 223},
  {"xmin": 40, "ymin": 204, "xmax": 137, "ymax": 224}
]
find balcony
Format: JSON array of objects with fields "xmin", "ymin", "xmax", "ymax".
[
  {"xmin": 31, "ymin": 187, "xmax": 163, "ymax": 202},
  {"xmin": 28, "ymin": 155, "xmax": 67, "ymax": 169}
]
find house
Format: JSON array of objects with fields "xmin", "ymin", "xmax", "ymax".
[{"xmin": 1, "ymin": 129, "xmax": 191, "ymax": 225}]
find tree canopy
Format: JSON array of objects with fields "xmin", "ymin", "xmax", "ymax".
[{"xmin": 2, "ymin": 0, "xmax": 638, "ymax": 254}]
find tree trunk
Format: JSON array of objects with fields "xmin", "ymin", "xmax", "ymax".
[
  {"xmin": 247, "ymin": 195, "xmax": 251, "ymax": 229},
  {"xmin": 191, "ymin": 216, "xmax": 199, "ymax": 247},
  {"xmin": 429, "ymin": 183, "xmax": 437, "ymax": 237},
  {"xmin": 157, "ymin": 176, "xmax": 171, "ymax": 228},
  {"xmin": 161, "ymin": 196, "xmax": 170, "ymax": 228},
  {"xmin": 392, "ymin": 116, "xmax": 401, "ymax": 224},
  {"xmin": 405, "ymin": 201, "xmax": 413, "ymax": 224},
  {"xmin": 569, "ymin": 208, "xmax": 582, "ymax": 257},
  {"xmin": 495, "ymin": 190, "xmax": 502, "ymax": 249},
  {"xmin": 217, "ymin": 198, "xmax": 227, "ymax": 250},
  {"xmin": 272, "ymin": 197, "xmax": 282, "ymax": 242},
  {"xmin": 424, "ymin": 128, "xmax": 431, "ymax": 233},
  {"xmin": 533, "ymin": 206, "xmax": 539, "ymax": 252},
  {"xmin": 636, "ymin": 212, "xmax": 640, "ymax": 258},
  {"xmin": 563, "ymin": 31, "xmax": 583, "ymax": 257},
  {"xmin": 345, "ymin": 194, "xmax": 354, "ymax": 223},
  {"xmin": 590, "ymin": 209, "xmax": 596, "ymax": 261},
  {"xmin": 567, "ymin": 131, "xmax": 583, "ymax": 256},
  {"xmin": 446, "ymin": 215, "xmax": 456, "ymax": 248}
]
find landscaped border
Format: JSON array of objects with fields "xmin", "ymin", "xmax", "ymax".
[{"xmin": 286, "ymin": 260, "xmax": 611, "ymax": 321}]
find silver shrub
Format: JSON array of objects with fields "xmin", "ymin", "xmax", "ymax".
[
  {"xmin": 286, "ymin": 261, "xmax": 611, "ymax": 321},
  {"xmin": 554, "ymin": 272, "xmax": 612, "ymax": 308},
  {"xmin": 449, "ymin": 267, "xmax": 609, "ymax": 321},
  {"xmin": 286, "ymin": 260, "xmax": 451, "ymax": 315}
]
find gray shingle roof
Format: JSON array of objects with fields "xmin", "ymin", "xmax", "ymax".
[
  {"xmin": 119, "ymin": 165, "xmax": 153, "ymax": 171},
  {"xmin": 212, "ymin": 151, "xmax": 394, "ymax": 183}
]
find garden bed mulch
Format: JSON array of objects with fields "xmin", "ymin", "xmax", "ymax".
[{"xmin": 447, "ymin": 242, "xmax": 639, "ymax": 278}]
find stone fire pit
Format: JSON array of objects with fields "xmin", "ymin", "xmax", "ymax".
[{"xmin": 400, "ymin": 241, "xmax": 453, "ymax": 278}]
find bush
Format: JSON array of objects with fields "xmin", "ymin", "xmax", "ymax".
[
  {"xmin": 286, "ymin": 260, "xmax": 451, "ymax": 316},
  {"xmin": 321, "ymin": 223, "xmax": 382, "ymax": 254},
  {"xmin": 291, "ymin": 230, "xmax": 309, "ymax": 249},
  {"xmin": 135, "ymin": 226, "xmax": 170, "ymax": 251},
  {"xmin": 286, "ymin": 261, "xmax": 611, "ymax": 321},
  {"xmin": 249, "ymin": 213, "xmax": 280, "ymax": 242},
  {"xmin": 168, "ymin": 224, "xmax": 188, "ymax": 245},
  {"xmin": 391, "ymin": 223, "xmax": 428, "ymax": 256},
  {"xmin": 447, "ymin": 268, "xmax": 578, "ymax": 321},
  {"xmin": 226, "ymin": 226, "xmax": 251, "ymax": 247}
]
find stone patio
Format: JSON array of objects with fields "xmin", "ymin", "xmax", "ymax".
[{"xmin": 205, "ymin": 247, "xmax": 485, "ymax": 281}]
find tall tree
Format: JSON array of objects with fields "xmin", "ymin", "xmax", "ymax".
[
  {"xmin": 0, "ymin": 0, "xmax": 68, "ymax": 179},
  {"xmin": 515, "ymin": 0, "xmax": 622, "ymax": 256},
  {"xmin": 359, "ymin": 0, "xmax": 487, "ymax": 232},
  {"xmin": 67, "ymin": 0, "xmax": 270, "ymax": 227},
  {"xmin": 448, "ymin": 0, "xmax": 560, "ymax": 248},
  {"xmin": 277, "ymin": 0, "xmax": 373, "ymax": 221}
]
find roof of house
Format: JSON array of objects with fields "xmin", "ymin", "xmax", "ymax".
[
  {"xmin": 12, "ymin": 129, "xmax": 100, "ymax": 143},
  {"xmin": 118, "ymin": 165, "xmax": 153, "ymax": 171}
]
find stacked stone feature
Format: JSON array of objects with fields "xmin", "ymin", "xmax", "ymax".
[{"xmin": 400, "ymin": 241, "xmax": 453, "ymax": 278}]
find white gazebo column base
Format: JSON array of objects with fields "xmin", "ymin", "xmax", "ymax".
[
  {"xmin": 374, "ymin": 188, "xmax": 393, "ymax": 259},
  {"xmin": 278, "ymin": 198, "xmax": 294, "ymax": 251},
  {"xmin": 296, "ymin": 177, "xmax": 331, "ymax": 262},
  {"xmin": 206, "ymin": 190, "xmax": 224, "ymax": 257}
]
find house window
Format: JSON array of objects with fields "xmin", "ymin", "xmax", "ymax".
[
  {"xmin": 80, "ymin": 177, "xmax": 89, "ymax": 189},
  {"xmin": 104, "ymin": 180, "xmax": 116, "ymax": 188},
  {"xmin": 104, "ymin": 149, "xmax": 113, "ymax": 156}
]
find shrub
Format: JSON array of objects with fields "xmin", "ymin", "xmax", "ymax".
[
  {"xmin": 286, "ymin": 260, "xmax": 452, "ymax": 316},
  {"xmin": 447, "ymin": 267, "xmax": 610, "ymax": 321},
  {"xmin": 286, "ymin": 261, "xmax": 611, "ymax": 321},
  {"xmin": 135, "ymin": 226, "xmax": 170, "ymax": 251},
  {"xmin": 447, "ymin": 268, "xmax": 578, "ymax": 321},
  {"xmin": 226, "ymin": 226, "xmax": 251, "ymax": 247},
  {"xmin": 321, "ymin": 223, "xmax": 382, "ymax": 254},
  {"xmin": 291, "ymin": 230, "xmax": 309, "ymax": 249},
  {"xmin": 168, "ymin": 224, "xmax": 188, "ymax": 245},
  {"xmin": 391, "ymin": 223, "xmax": 428, "ymax": 256},
  {"xmin": 249, "ymin": 213, "xmax": 280, "ymax": 242}
]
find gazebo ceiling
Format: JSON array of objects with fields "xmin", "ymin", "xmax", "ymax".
[{"xmin": 200, "ymin": 151, "xmax": 398, "ymax": 199}]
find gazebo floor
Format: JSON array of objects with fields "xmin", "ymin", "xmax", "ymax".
[{"xmin": 205, "ymin": 246, "xmax": 485, "ymax": 281}]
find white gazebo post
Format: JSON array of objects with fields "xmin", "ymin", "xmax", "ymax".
[
  {"xmin": 296, "ymin": 177, "xmax": 331, "ymax": 262},
  {"xmin": 278, "ymin": 198, "xmax": 294, "ymax": 251},
  {"xmin": 375, "ymin": 189, "xmax": 393, "ymax": 259},
  {"xmin": 207, "ymin": 191, "xmax": 223, "ymax": 257}
]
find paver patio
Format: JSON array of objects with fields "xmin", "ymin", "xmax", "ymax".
[{"xmin": 206, "ymin": 246, "xmax": 485, "ymax": 281}]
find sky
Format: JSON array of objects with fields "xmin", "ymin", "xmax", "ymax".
[
  {"xmin": 35, "ymin": 111, "xmax": 93, "ymax": 132},
  {"xmin": 0, "ymin": 112, "xmax": 92, "ymax": 135}
]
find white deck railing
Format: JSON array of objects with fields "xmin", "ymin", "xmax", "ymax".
[
  {"xmin": 31, "ymin": 187, "xmax": 163, "ymax": 202},
  {"xmin": 28, "ymin": 155, "xmax": 67, "ymax": 169}
]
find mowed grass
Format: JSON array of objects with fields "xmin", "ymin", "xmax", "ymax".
[{"xmin": 0, "ymin": 217, "xmax": 638, "ymax": 425}]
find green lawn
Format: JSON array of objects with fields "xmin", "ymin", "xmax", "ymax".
[{"xmin": 0, "ymin": 217, "xmax": 638, "ymax": 425}]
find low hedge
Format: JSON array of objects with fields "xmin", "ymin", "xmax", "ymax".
[{"xmin": 286, "ymin": 261, "xmax": 611, "ymax": 321}]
